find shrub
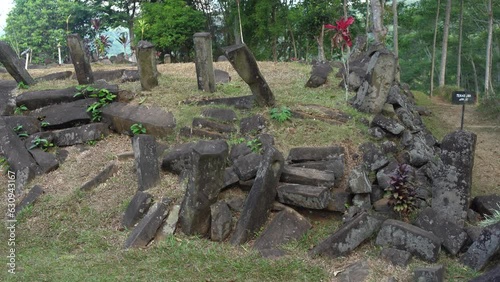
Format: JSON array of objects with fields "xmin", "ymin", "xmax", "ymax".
[{"xmin": 384, "ymin": 163, "xmax": 417, "ymax": 219}]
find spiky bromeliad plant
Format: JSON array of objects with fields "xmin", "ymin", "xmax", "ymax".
[{"xmin": 384, "ymin": 163, "xmax": 417, "ymax": 219}]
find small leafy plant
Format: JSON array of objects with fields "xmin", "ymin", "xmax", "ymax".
[
  {"xmin": 17, "ymin": 81, "xmax": 29, "ymax": 89},
  {"xmin": 269, "ymin": 106, "xmax": 292, "ymax": 123},
  {"xmin": 85, "ymin": 88, "xmax": 117, "ymax": 122},
  {"xmin": 13, "ymin": 125, "xmax": 29, "ymax": 138},
  {"xmin": 384, "ymin": 163, "xmax": 417, "ymax": 219},
  {"xmin": 73, "ymin": 85, "xmax": 96, "ymax": 98},
  {"xmin": 246, "ymin": 138, "xmax": 262, "ymax": 154},
  {"xmin": 29, "ymin": 137, "xmax": 54, "ymax": 151},
  {"xmin": 478, "ymin": 204, "xmax": 500, "ymax": 227},
  {"xmin": 14, "ymin": 105, "xmax": 28, "ymax": 115},
  {"xmin": 130, "ymin": 123, "xmax": 147, "ymax": 135},
  {"xmin": 40, "ymin": 121, "xmax": 50, "ymax": 128},
  {"xmin": 228, "ymin": 136, "xmax": 246, "ymax": 146}
]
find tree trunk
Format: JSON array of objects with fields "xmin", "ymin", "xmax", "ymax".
[
  {"xmin": 470, "ymin": 55, "xmax": 480, "ymax": 97},
  {"xmin": 485, "ymin": 0, "xmax": 493, "ymax": 98},
  {"xmin": 430, "ymin": 0, "xmax": 441, "ymax": 96},
  {"xmin": 343, "ymin": 0, "xmax": 348, "ymax": 18},
  {"xmin": 316, "ymin": 25, "xmax": 326, "ymax": 62},
  {"xmin": 288, "ymin": 23, "xmax": 298, "ymax": 59},
  {"xmin": 393, "ymin": 0, "xmax": 398, "ymax": 58},
  {"xmin": 457, "ymin": 0, "xmax": 463, "ymax": 87},
  {"xmin": 370, "ymin": 0, "xmax": 387, "ymax": 45},
  {"xmin": 438, "ymin": 0, "xmax": 452, "ymax": 87}
]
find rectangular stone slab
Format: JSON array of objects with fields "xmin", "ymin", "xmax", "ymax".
[
  {"xmin": 280, "ymin": 166, "xmax": 335, "ymax": 187},
  {"xmin": 28, "ymin": 98, "xmax": 97, "ymax": 130},
  {"xmin": 0, "ymin": 41, "xmax": 35, "ymax": 85},
  {"xmin": 277, "ymin": 183, "xmax": 331, "ymax": 209}
]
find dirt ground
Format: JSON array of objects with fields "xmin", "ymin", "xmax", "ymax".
[{"xmin": 428, "ymin": 97, "xmax": 500, "ymax": 197}]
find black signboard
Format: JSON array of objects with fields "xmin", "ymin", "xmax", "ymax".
[{"xmin": 452, "ymin": 91, "xmax": 476, "ymax": 104}]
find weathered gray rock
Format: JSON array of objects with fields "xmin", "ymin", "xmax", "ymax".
[
  {"xmin": 229, "ymin": 142, "xmax": 252, "ymax": 162},
  {"xmin": 310, "ymin": 212, "xmax": 383, "ymax": 258},
  {"xmin": 460, "ymin": 221, "xmax": 500, "ymax": 271},
  {"xmin": 223, "ymin": 44, "xmax": 275, "ymax": 107},
  {"xmin": 193, "ymin": 32, "xmax": 215, "ymax": 93},
  {"xmin": 305, "ymin": 62, "xmax": 332, "ymax": 88},
  {"xmin": 413, "ymin": 207, "xmax": 468, "ymax": 256},
  {"xmin": 162, "ymin": 204, "xmax": 180, "ymax": 235},
  {"xmin": 36, "ymin": 71, "xmax": 72, "ymax": 82},
  {"xmin": 15, "ymin": 185, "xmax": 44, "ymax": 215},
  {"xmin": 223, "ymin": 167, "xmax": 239, "ymax": 189},
  {"xmin": 414, "ymin": 265, "xmax": 445, "ymax": 282},
  {"xmin": 41, "ymin": 123, "xmax": 109, "ymax": 147},
  {"xmin": 123, "ymin": 198, "xmax": 170, "ymax": 248},
  {"xmin": 28, "ymin": 98, "xmax": 96, "ymax": 130},
  {"xmin": 371, "ymin": 114, "xmax": 405, "ymax": 135},
  {"xmin": 232, "ymin": 153, "xmax": 262, "ymax": 181},
  {"xmin": 121, "ymin": 69, "xmax": 140, "ymax": 82},
  {"xmin": 122, "ymin": 191, "xmax": 153, "ymax": 229},
  {"xmin": 375, "ymin": 219, "xmax": 442, "ymax": 262},
  {"xmin": 192, "ymin": 117, "xmax": 236, "ymax": 133},
  {"xmin": 0, "ymin": 80, "xmax": 16, "ymax": 115},
  {"xmin": 352, "ymin": 193, "xmax": 371, "ymax": 210},
  {"xmin": 396, "ymin": 106, "xmax": 424, "ymax": 132},
  {"xmin": 376, "ymin": 161, "xmax": 400, "ymax": 190},
  {"xmin": 380, "ymin": 247, "xmax": 412, "ymax": 267},
  {"xmin": 287, "ymin": 146, "xmax": 345, "ymax": 163},
  {"xmin": 67, "ymin": 34, "xmax": 94, "ymax": 84},
  {"xmin": 359, "ymin": 142, "xmax": 389, "ymax": 171},
  {"xmin": 80, "ymin": 161, "xmax": 118, "ymax": 191},
  {"xmin": 402, "ymin": 131, "xmax": 436, "ymax": 167},
  {"xmin": 280, "ymin": 166, "xmax": 335, "ymax": 187},
  {"xmin": 214, "ymin": 69, "xmax": 231, "ymax": 84},
  {"xmin": 337, "ymin": 260, "xmax": 371, "ymax": 282},
  {"xmin": 289, "ymin": 157, "xmax": 345, "ymax": 187},
  {"xmin": 277, "ymin": 183, "xmax": 331, "ymax": 209},
  {"xmin": 210, "ymin": 201, "xmax": 232, "ymax": 242},
  {"xmin": 0, "ymin": 41, "xmax": 36, "ymax": 85},
  {"xmin": 179, "ymin": 126, "xmax": 225, "ymax": 139},
  {"xmin": 240, "ymin": 114, "xmax": 266, "ymax": 135},
  {"xmin": 190, "ymin": 95, "xmax": 254, "ymax": 109},
  {"xmin": 179, "ymin": 140, "xmax": 228, "ymax": 236},
  {"xmin": 326, "ymin": 188, "xmax": 352, "ymax": 212},
  {"xmin": 201, "ymin": 108, "xmax": 237, "ymax": 123},
  {"xmin": 230, "ymin": 146, "xmax": 284, "ymax": 245},
  {"xmin": 432, "ymin": 130, "xmax": 476, "ymax": 226},
  {"xmin": 161, "ymin": 142, "xmax": 195, "ymax": 174},
  {"xmin": 253, "ymin": 208, "xmax": 312, "ymax": 251},
  {"xmin": 471, "ymin": 194, "xmax": 500, "ymax": 216},
  {"xmin": 3, "ymin": 116, "xmax": 41, "ymax": 135},
  {"xmin": 101, "ymin": 102, "xmax": 176, "ymax": 137},
  {"xmin": 469, "ymin": 265, "xmax": 500, "ymax": 282},
  {"xmin": 348, "ymin": 165, "xmax": 372, "ymax": 194},
  {"xmin": 136, "ymin": 40, "xmax": 159, "ymax": 90},
  {"xmin": 132, "ymin": 134, "xmax": 160, "ymax": 191},
  {"xmin": 92, "ymin": 69, "xmax": 125, "ymax": 82},
  {"xmin": 368, "ymin": 126, "xmax": 386, "ymax": 139},
  {"xmin": 29, "ymin": 148, "xmax": 59, "ymax": 173}
]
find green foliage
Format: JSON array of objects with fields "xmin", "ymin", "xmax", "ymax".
[
  {"xmin": 74, "ymin": 85, "xmax": 97, "ymax": 98},
  {"xmin": 384, "ymin": 163, "xmax": 417, "ymax": 219},
  {"xmin": 0, "ymin": 156, "xmax": 9, "ymax": 172},
  {"xmin": 82, "ymin": 88, "xmax": 117, "ymax": 122},
  {"xmin": 432, "ymin": 85, "xmax": 462, "ymax": 101},
  {"xmin": 246, "ymin": 138, "xmax": 262, "ymax": 154},
  {"xmin": 40, "ymin": 121, "xmax": 50, "ymax": 128},
  {"xmin": 269, "ymin": 106, "xmax": 292, "ymax": 122},
  {"xmin": 130, "ymin": 123, "xmax": 147, "ymax": 135},
  {"xmin": 30, "ymin": 137, "xmax": 54, "ymax": 151},
  {"xmin": 18, "ymin": 81, "xmax": 29, "ymax": 89},
  {"xmin": 478, "ymin": 204, "xmax": 500, "ymax": 227},
  {"xmin": 228, "ymin": 136, "xmax": 246, "ymax": 146},
  {"xmin": 14, "ymin": 105, "xmax": 28, "ymax": 115},
  {"xmin": 477, "ymin": 94, "xmax": 500, "ymax": 121},
  {"xmin": 13, "ymin": 124, "xmax": 29, "ymax": 138}
]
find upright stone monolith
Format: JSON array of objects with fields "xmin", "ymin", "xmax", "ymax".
[
  {"xmin": 136, "ymin": 40, "xmax": 159, "ymax": 91},
  {"xmin": 223, "ymin": 44, "xmax": 275, "ymax": 107},
  {"xmin": 193, "ymin": 32, "xmax": 215, "ymax": 93},
  {"xmin": 132, "ymin": 134, "xmax": 160, "ymax": 191},
  {"xmin": 66, "ymin": 34, "xmax": 94, "ymax": 85},
  {"xmin": 0, "ymin": 41, "xmax": 35, "ymax": 85},
  {"xmin": 179, "ymin": 140, "xmax": 229, "ymax": 236}
]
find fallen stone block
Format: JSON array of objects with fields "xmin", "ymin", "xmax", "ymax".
[
  {"xmin": 413, "ymin": 265, "xmax": 444, "ymax": 282},
  {"xmin": 93, "ymin": 69, "xmax": 125, "ymax": 82},
  {"xmin": 229, "ymin": 143, "xmax": 252, "ymax": 162},
  {"xmin": 359, "ymin": 142, "xmax": 389, "ymax": 171},
  {"xmin": 162, "ymin": 204, "xmax": 180, "ymax": 235},
  {"xmin": 123, "ymin": 198, "xmax": 170, "ymax": 249},
  {"xmin": 35, "ymin": 70, "xmax": 73, "ymax": 82},
  {"xmin": 188, "ymin": 95, "xmax": 254, "ymax": 110},
  {"xmin": 232, "ymin": 152, "xmax": 262, "ymax": 181},
  {"xmin": 161, "ymin": 142, "xmax": 195, "ymax": 174},
  {"xmin": 101, "ymin": 102, "xmax": 176, "ymax": 138},
  {"xmin": 3, "ymin": 116, "xmax": 41, "ymax": 135},
  {"xmin": 280, "ymin": 166, "xmax": 335, "ymax": 187},
  {"xmin": 310, "ymin": 211, "xmax": 383, "ymax": 258},
  {"xmin": 471, "ymin": 194, "xmax": 500, "ymax": 216},
  {"xmin": 413, "ymin": 207, "xmax": 468, "ymax": 256},
  {"xmin": 277, "ymin": 183, "xmax": 331, "ymax": 209},
  {"xmin": 380, "ymin": 247, "xmax": 412, "ymax": 267},
  {"xmin": 348, "ymin": 165, "xmax": 372, "ymax": 194},
  {"xmin": 287, "ymin": 146, "xmax": 345, "ymax": 163},
  {"xmin": 289, "ymin": 157, "xmax": 345, "ymax": 187},
  {"xmin": 192, "ymin": 117, "xmax": 236, "ymax": 133},
  {"xmin": 179, "ymin": 126, "xmax": 225, "ymax": 140},
  {"xmin": 371, "ymin": 114, "xmax": 405, "ymax": 135},
  {"xmin": 305, "ymin": 62, "xmax": 332, "ymax": 88},
  {"xmin": 223, "ymin": 167, "xmax": 239, "ymax": 189},
  {"xmin": 375, "ymin": 219, "xmax": 442, "ymax": 262},
  {"xmin": 326, "ymin": 188, "xmax": 352, "ymax": 213},
  {"xmin": 460, "ymin": 221, "xmax": 500, "ymax": 271},
  {"xmin": 0, "ymin": 40, "xmax": 35, "ymax": 85},
  {"xmin": 230, "ymin": 146, "xmax": 284, "ymax": 245},
  {"xmin": 47, "ymin": 123, "xmax": 109, "ymax": 147},
  {"xmin": 240, "ymin": 114, "xmax": 266, "ymax": 135},
  {"xmin": 337, "ymin": 260, "xmax": 370, "ymax": 282},
  {"xmin": 122, "ymin": 191, "xmax": 153, "ymax": 229},
  {"xmin": 29, "ymin": 148, "xmax": 59, "ymax": 174},
  {"xmin": 201, "ymin": 108, "xmax": 237, "ymax": 123},
  {"xmin": 28, "ymin": 98, "xmax": 97, "ymax": 130},
  {"xmin": 0, "ymin": 80, "xmax": 16, "ymax": 115},
  {"xmin": 80, "ymin": 161, "xmax": 118, "ymax": 191},
  {"xmin": 210, "ymin": 201, "xmax": 232, "ymax": 242},
  {"xmin": 470, "ymin": 265, "xmax": 500, "ymax": 282},
  {"xmin": 121, "ymin": 69, "xmax": 140, "ymax": 82},
  {"xmin": 253, "ymin": 207, "xmax": 311, "ymax": 251},
  {"xmin": 352, "ymin": 193, "xmax": 371, "ymax": 210},
  {"xmin": 132, "ymin": 134, "xmax": 160, "ymax": 191},
  {"xmin": 15, "ymin": 185, "xmax": 44, "ymax": 215}
]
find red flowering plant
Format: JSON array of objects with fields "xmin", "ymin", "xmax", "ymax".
[{"xmin": 325, "ymin": 16, "xmax": 355, "ymax": 100}]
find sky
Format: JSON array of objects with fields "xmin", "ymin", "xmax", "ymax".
[{"xmin": 0, "ymin": 0, "xmax": 14, "ymax": 36}]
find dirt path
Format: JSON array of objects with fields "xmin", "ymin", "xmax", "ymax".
[{"xmin": 428, "ymin": 98, "xmax": 500, "ymax": 196}]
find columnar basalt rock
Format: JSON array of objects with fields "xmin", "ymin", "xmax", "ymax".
[
  {"xmin": 193, "ymin": 32, "xmax": 216, "ymax": 93},
  {"xmin": 136, "ymin": 40, "xmax": 159, "ymax": 91},
  {"xmin": 66, "ymin": 34, "xmax": 94, "ymax": 85},
  {"xmin": 132, "ymin": 134, "xmax": 160, "ymax": 191},
  {"xmin": 0, "ymin": 40, "xmax": 36, "ymax": 85}
]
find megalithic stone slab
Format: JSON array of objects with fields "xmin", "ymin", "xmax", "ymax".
[
  {"xmin": 132, "ymin": 134, "xmax": 160, "ymax": 191},
  {"xmin": 233, "ymin": 153, "xmax": 263, "ymax": 181},
  {"xmin": 310, "ymin": 212, "xmax": 383, "ymax": 258},
  {"xmin": 101, "ymin": 102, "xmax": 176, "ymax": 138},
  {"xmin": 432, "ymin": 130, "xmax": 476, "ymax": 226},
  {"xmin": 280, "ymin": 166, "xmax": 335, "ymax": 187},
  {"xmin": 136, "ymin": 40, "xmax": 159, "ymax": 91},
  {"xmin": 193, "ymin": 32, "xmax": 216, "ymax": 93},
  {"xmin": 210, "ymin": 201, "xmax": 232, "ymax": 242},
  {"xmin": 43, "ymin": 123, "xmax": 110, "ymax": 147},
  {"xmin": 0, "ymin": 80, "xmax": 16, "ymax": 115},
  {"xmin": 0, "ymin": 41, "xmax": 35, "ymax": 85},
  {"xmin": 223, "ymin": 44, "xmax": 275, "ymax": 107},
  {"xmin": 29, "ymin": 148, "xmax": 59, "ymax": 174},
  {"xmin": 80, "ymin": 161, "xmax": 118, "ymax": 191},
  {"xmin": 470, "ymin": 265, "xmax": 500, "ymax": 282},
  {"xmin": 28, "ymin": 98, "xmax": 96, "ymax": 130},
  {"xmin": 123, "ymin": 197, "xmax": 171, "ymax": 249},
  {"xmin": 230, "ymin": 146, "xmax": 284, "ymax": 245},
  {"xmin": 375, "ymin": 219, "xmax": 442, "ymax": 263},
  {"xmin": 179, "ymin": 140, "xmax": 229, "ymax": 236},
  {"xmin": 253, "ymin": 207, "xmax": 312, "ymax": 251},
  {"xmin": 276, "ymin": 183, "xmax": 331, "ymax": 209},
  {"xmin": 287, "ymin": 146, "xmax": 345, "ymax": 163},
  {"xmin": 67, "ymin": 34, "xmax": 94, "ymax": 85},
  {"xmin": 122, "ymin": 191, "xmax": 153, "ymax": 229},
  {"xmin": 460, "ymin": 221, "xmax": 500, "ymax": 271},
  {"xmin": 15, "ymin": 185, "xmax": 44, "ymax": 215}
]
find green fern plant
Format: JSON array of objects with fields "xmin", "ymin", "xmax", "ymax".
[
  {"xmin": 14, "ymin": 105, "xmax": 28, "ymax": 115},
  {"xmin": 130, "ymin": 123, "xmax": 147, "ymax": 135},
  {"xmin": 246, "ymin": 139, "xmax": 262, "ymax": 154},
  {"xmin": 269, "ymin": 106, "xmax": 292, "ymax": 123},
  {"xmin": 29, "ymin": 137, "xmax": 54, "ymax": 151}
]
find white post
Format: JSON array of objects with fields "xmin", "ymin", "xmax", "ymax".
[
  {"xmin": 25, "ymin": 52, "xmax": 29, "ymax": 70},
  {"xmin": 57, "ymin": 42, "xmax": 62, "ymax": 65}
]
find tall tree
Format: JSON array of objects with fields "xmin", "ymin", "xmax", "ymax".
[
  {"xmin": 457, "ymin": 0, "xmax": 464, "ymax": 87},
  {"xmin": 430, "ymin": 0, "xmax": 441, "ymax": 96},
  {"xmin": 393, "ymin": 0, "xmax": 399, "ymax": 58},
  {"xmin": 370, "ymin": 0, "xmax": 387, "ymax": 45},
  {"xmin": 438, "ymin": 0, "xmax": 452, "ymax": 87},
  {"xmin": 485, "ymin": 0, "xmax": 494, "ymax": 98}
]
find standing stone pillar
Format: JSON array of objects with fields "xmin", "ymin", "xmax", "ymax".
[
  {"xmin": 66, "ymin": 34, "xmax": 94, "ymax": 85},
  {"xmin": 132, "ymin": 134, "xmax": 160, "ymax": 191},
  {"xmin": 136, "ymin": 40, "xmax": 159, "ymax": 91},
  {"xmin": 0, "ymin": 41, "xmax": 35, "ymax": 85},
  {"xmin": 223, "ymin": 44, "xmax": 275, "ymax": 107},
  {"xmin": 179, "ymin": 140, "xmax": 228, "ymax": 236},
  {"xmin": 193, "ymin": 32, "xmax": 215, "ymax": 93}
]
